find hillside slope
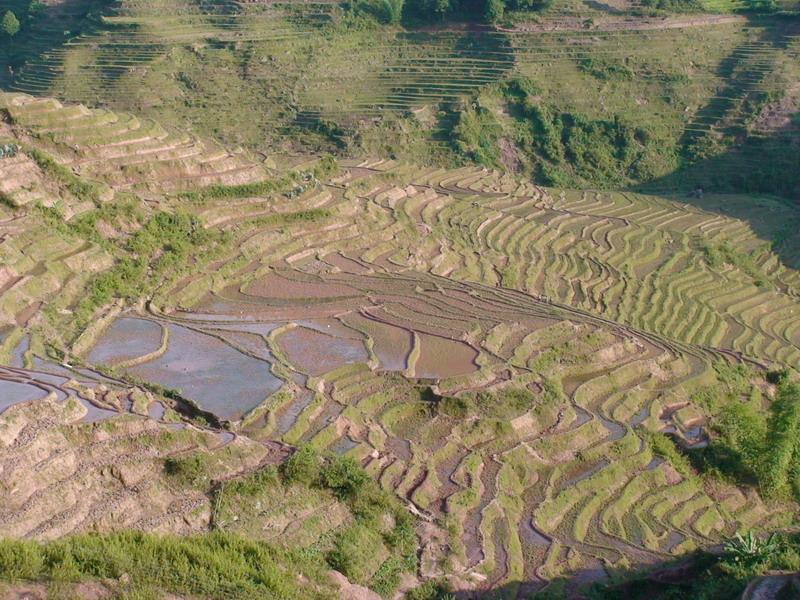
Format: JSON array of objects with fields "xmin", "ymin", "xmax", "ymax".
[{"xmin": 0, "ymin": 90, "xmax": 798, "ymax": 597}]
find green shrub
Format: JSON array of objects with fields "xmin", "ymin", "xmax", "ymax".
[
  {"xmin": 0, "ymin": 531, "xmax": 334, "ymax": 599},
  {"xmin": 702, "ymin": 241, "xmax": 769, "ymax": 287},
  {"xmin": 439, "ymin": 395, "xmax": 472, "ymax": 419},
  {"xmin": 384, "ymin": 510, "xmax": 417, "ymax": 556},
  {"xmin": 320, "ymin": 454, "xmax": 371, "ymax": 500},
  {"xmin": 27, "ymin": 148, "xmax": 102, "ymax": 204},
  {"xmin": 641, "ymin": 0, "xmax": 702, "ymax": 11},
  {"xmin": 74, "ymin": 209, "xmax": 230, "ymax": 328},
  {"xmin": 692, "ymin": 401, "xmax": 766, "ymax": 484},
  {"xmin": 578, "ymin": 57, "xmax": 634, "ymax": 81},
  {"xmin": 327, "ymin": 524, "xmax": 386, "ymax": 584},
  {"xmin": 766, "ymin": 369, "xmax": 789, "ymax": 385},
  {"xmin": 467, "ymin": 387, "xmax": 536, "ymax": 420},
  {"xmin": 163, "ymin": 454, "xmax": 210, "ymax": 487},
  {"xmin": 1, "ymin": 11, "xmax": 20, "ymax": 37},
  {"xmin": 406, "ymin": 579, "xmax": 456, "ymax": 600},
  {"xmin": 368, "ymin": 555, "xmax": 409, "ymax": 597},
  {"xmin": 722, "ymin": 531, "xmax": 781, "ymax": 576},
  {"xmin": 485, "ymin": 0, "xmax": 505, "ymax": 21},
  {"xmin": 646, "ymin": 431, "xmax": 694, "ymax": 478},
  {"xmin": 282, "ymin": 446, "xmax": 321, "ymax": 486},
  {"xmin": 178, "ymin": 157, "xmax": 337, "ymax": 203},
  {"xmin": 451, "ymin": 102, "xmax": 502, "ymax": 167},
  {"xmin": 222, "ymin": 466, "xmax": 280, "ymax": 497},
  {"xmin": 759, "ymin": 382, "xmax": 800, "ymax": 498}
]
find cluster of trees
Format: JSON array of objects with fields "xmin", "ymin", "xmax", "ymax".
[
  {"xmin": 357, "ymin": 0, "xmax": 552, "ymax": 25},
  {"xmin": 693, "ymin": 375, "xmax": 800, "ymax": 501},
  {"xmin": 2, "ymin": 2, "xmax": 50, "ymax": 37},
  {"xmin": 450, "ymin": 77, "xmax": 664, "ymax": 187}
]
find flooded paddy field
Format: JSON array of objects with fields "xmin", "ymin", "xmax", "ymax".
[
  {"xmin": 125, "ymin": 324, "xmax": 282, "ymax": 420},
  {"xmin": 276, "ymin": 326, "xmax": 368, "ymax": 376},
  {"xmin": 414, "ymin": 333, "xmax": 479, "ymax": 379},
  {"xmin": 87, "ymin": 317, "xmax": 163, "ymax": 365},
  {"xmin": 0, "ymin": 378, "xmax": 48, "ymax": 411}
]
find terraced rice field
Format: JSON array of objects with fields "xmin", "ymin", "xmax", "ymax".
[{"xmin": 0, "ymin": 90, "xmax": 798, "ymax": 595}]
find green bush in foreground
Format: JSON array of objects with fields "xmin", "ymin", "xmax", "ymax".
[
  {"xmin": 327, "ymin": 523, "xmax": 386, "ymax": 584},
  {"xmin": 759, "ymin": 382, "xmax": 800, "ymax": 499},
  {"xmin": 0, "ymin": 531, "xmax": 336, "ymax": 599},
  {"xmin": 219, "ymin": 446, "xmax": 419, "ymax": 592},
  {"xmin": 282, "ymin": 444, "xmax": 320, "ymax": 486},
  {"xmin": 163, "ymin": 454, "xmax": 211, "ymax": 488}
]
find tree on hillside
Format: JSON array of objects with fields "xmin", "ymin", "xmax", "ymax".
[
  {"xmin": 2, "ymin": 10, "xmax": 20, "ymax": 37},
  {"xmin": 485, "ymin": 0, "xmax": 505, "ymax": 21},
  {"xmin": 381, "ymin": 0, "xmax": 405, "ymax": 23},
  {"xmin": 759, "ymin": 382, "xmax": 800, "ymax": 499}
]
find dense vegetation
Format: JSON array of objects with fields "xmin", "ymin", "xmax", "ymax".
[
  {"xmin": 651, "ymin": 371, "xmax": 800, "ymax": 503},
  {"xmin": 78, "ymin": 211, "xmax": 228, "ymax": 324},
  {"xmin": 0, "ymin": 531, "xmax": 337, "ymax": 599},
  {"xmin": 451, "ymin": 77, "xmax": 676, "ymax": 187},
  {"xmin": 213, "ymin": 446, "xmax": 420, "ymax": 597}
]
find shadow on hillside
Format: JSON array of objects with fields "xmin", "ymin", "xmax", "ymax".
[
  {"xmin": 633, "ymin": 126, "xmax": 800, "ymax": 269},
  {"xmin": 449, "ymin": 552, "xmax": 731, "ymax": 599},
  {"xmin": 628, "ymin": 15, "xmax": 800, "ymax": 268},
  {"xmin": 0, "ymin": 0, "xmax": 114, "ymax": 90},
  {"xmin": 675, "ymin": 16, "xmax": 797, "ymax": 155}
]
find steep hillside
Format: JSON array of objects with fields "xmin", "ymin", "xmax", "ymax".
[
  {"xmin": 2, "ymin": 1, "xmax": 799, "ymax": 198},
  {"xmin": 0, "ymin": 90, "xmax": 798, "ymax": 597}
]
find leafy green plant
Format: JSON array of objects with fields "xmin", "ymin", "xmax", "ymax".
[
  {"xmin": 646, "ymin": 431, "xmax": 694, "ymax": 478},
  {"xmin": 578, "ymin": 57, "xmax": 634, "ymax": 81},
  {"xmin": 759, "ymin": 382, "xmax": 800, "ymax": 499},
  {"xmin": 26, "ymin": 147, "xmax": 103, "ymax": 204},
  {"xmin": 406, "ymin": 579, "xmax": 456, "ymax": 600},
  {"xmin": 0, "ymin": 531, "xmax": 334, "ymax": 599},
  {"xmin": 723, "ymin": 531, "xmax": 782, "ymax": 573},
  {"xmin": 451, "ymin": 101, "xmax": 502, "ymax": 167},
  {"xmin": 374, "ymin": 0, "xmax": 405, "ymax": 24},
  {"xmin": 327, "ymin": 524, "xmax": 386, "ymax": 583}
]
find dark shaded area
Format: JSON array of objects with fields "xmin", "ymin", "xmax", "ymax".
[
  {"xmin": 638, "ymin": 15, "xmax": 800, "ymax": 203},
  {"xmin": 448, "ymin": 554, "xmax": 757, "ymax": 599},
  {"xmin": 636, "ymin": 161, "xmax": 800, "ymax": 269},
  {"xmin": 638, "ymin": 128, "xmax": 800, "ymax": 201},
  {"xmin": 0, "ymin": 0, "xmax": 114, "ymax": 89}
]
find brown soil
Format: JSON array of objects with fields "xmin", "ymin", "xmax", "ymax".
[
  {"xmin": 752, "ymin": 85, "xmax": 800, "ymax": 135},
  {"xmin": 244, "ymin": 271, "xmax": 360, "ymax": 300},
  {"xmin": 0, "ymin": 392, "xmax": 275, "ymax": 541},
  {"xmin": 498, "ymin": 138, "xmax": 522, "ymax": 173},
  {"xmin": 328, "ymin": 571, "xmax": 382, "ymax": 600}
]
